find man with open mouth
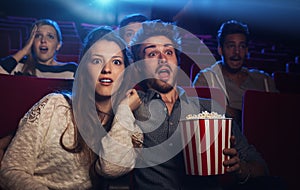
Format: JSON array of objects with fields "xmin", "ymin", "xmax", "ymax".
[{"xmin": 98, "ymin": 20, "xmax": 270, "ymax": 190}]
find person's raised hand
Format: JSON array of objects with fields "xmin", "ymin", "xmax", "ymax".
[
  {"xmin": 121, "ymin": 89, "xmax": 141, "ymax": 111},
  {"xmin": 12, "ymin": 25, "xmax": 38, "ymax": 62},
  {"xmin": 23, "ymin": 25, "xmax": 38, "ymax": 55}
]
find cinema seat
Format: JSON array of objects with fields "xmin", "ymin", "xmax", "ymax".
[
  {"xmin": 242, "ymin": 90, "xmax": 300, "ymax": 189},
  {"xmin": 272, "ymin": 71, "xmax": 300, "ymax": 93},
  {"xmin": 0, "ymin": 74, "xmax": 73, "ymax": 137},
  {"xmin": 182, "ymin": 86, "xmax": 226, "ymax": 109}
]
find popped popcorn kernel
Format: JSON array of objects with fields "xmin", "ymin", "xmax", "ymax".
[{"xmin": 186, "ymin": 111, "xmax": 225, "ymax": 120}]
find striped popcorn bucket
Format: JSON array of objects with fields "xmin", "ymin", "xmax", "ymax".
[{"xmin": 180, "ymin": 119, "xmax": 232, "ymax": 176}]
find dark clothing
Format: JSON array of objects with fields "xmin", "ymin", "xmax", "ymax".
[
  {"xmin": 0, "ymin": 56, "xmax": 77, "ymax": 79},
  {"xmin": 132, "ymin": 86, "xmax": 268, "ymax": 190}
]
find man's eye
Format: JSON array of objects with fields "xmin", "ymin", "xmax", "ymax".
[
  {"xmin": 166, "ymin": 50, "xmax": 173, "ymax": 55},
  {"xmin": 239, "ymin": 44, "xmax": 247, "ymax": 49},
  {"xmin": 148, "ymin": 52, "xmax": 157, "ymax": 57},
  {"xmin": 126, "ymin": 32, "xmax": 133, "ymax": 38}
]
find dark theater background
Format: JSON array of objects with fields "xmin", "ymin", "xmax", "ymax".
[
  {"xmin": 1, "ymin": 0, "xmax": 299, "ymax": 72},
  {"xmin": 1, "ymin": 0, "xmax": 300, "ymax": 45},
  {"xmin": 0, "ymin": 1, "xmax": 300, "ymax": 189}
]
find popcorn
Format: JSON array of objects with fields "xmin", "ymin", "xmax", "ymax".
[{"xmin": 185, "ymin": 111, "xmax": 225, "ymax": 120}]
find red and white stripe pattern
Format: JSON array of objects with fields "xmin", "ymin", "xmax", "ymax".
[{"xmin": 180, "ymin": 119, "xmax": 232, "ymax": 176}]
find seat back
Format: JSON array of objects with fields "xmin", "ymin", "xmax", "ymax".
[
  {"xmin": 0, "ymin": 74, "xmax": 73, "ymax": 137},
  {"xmin": 273, "ymin": 71, "xmax": 300, "ymax": 93},
  {"xmin": 182, "ymin": 86, "xmax": 226, "ymax": 108},
  {"xmin": 242, "ymin": 90, "xmax": 300, "ymax": 189},
  {"xmin": 286, "ymin": 62, "xmax": 300, "ymax": 73}
]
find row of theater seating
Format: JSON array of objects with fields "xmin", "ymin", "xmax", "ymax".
[
  {"xmin": 181, "ymin": 32, "xmax": 299, "ymax": 76},
  {"xmin": 1, "ymin": 15, "xmax": 299, "ymax": 78},
  {"xmin": 2, "ymin": 72, "xmax": 299, "ymax": 136},
  {"xmin": 0, "ymin": 73, "xmax": 299, "ymax": 189}
]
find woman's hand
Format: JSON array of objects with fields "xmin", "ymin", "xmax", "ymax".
[
  {"xmin": 12, "ymin": 25, "xmax": 38, "ymax": 62},
  {"xmin": 23, "ymin": 25, "xmax": 38, "ymax": 55},
  {"xmin": 121, "ymin": 89, "xmax": 142, "ymax": 111}
]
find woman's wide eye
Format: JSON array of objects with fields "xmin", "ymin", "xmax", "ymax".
[
  {"xmin": 112, "ymin": 59, "xmax": 122, "ymax": 65},
  {"xmin": 47, "ymin": 34, "xmax": 55, "ymax": 40},
  {"xmin": 35, "ymin": 34, "xmax": 42, "ymax": 39},
  {"xmin": 92, "ymin": 58, "xmax": 103, "ymax": 64}
]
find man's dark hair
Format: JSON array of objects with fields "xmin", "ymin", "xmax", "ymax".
[
  {"xmin": 119, "ymin": 13, "xmax": 148, "ymax": 28},
  {"xmin": 130, "ymin": 20, "xmax": 182, "ymax": 63},
  {"xmin": 119, "ymin": 13, "xmax": 148, "ymax": 39},
  {"xmin": 217, "ymin": 20, "xmax": 250, "ymax": 48}
]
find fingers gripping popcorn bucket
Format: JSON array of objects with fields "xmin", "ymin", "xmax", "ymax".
[{"xmin": 180, "ymin": 111, "xmax": 232, "ymax": 176}]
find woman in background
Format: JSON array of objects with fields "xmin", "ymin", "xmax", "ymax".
[{"xmin": 0, "ymin": 18, "xmax": 77, "ymax": 79}]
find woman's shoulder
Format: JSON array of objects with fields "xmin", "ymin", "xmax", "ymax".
[
  {"xmin": 57, "ymin": 61, "xmax": 78, "ymax": 68},
  {"xmin": 33, "ymin": 92, "xmax": 71, "ymax": 110},
  {"xmin": 36, "ymin": 61, "xmax": 78, "ymax": 71},
  {"xmin": 35, "ymin": 62, "xmax": 78, "ymax": 79},
  {"xmin": 19, "ymin": 93, "xmax": 71, "ymax": 126}
]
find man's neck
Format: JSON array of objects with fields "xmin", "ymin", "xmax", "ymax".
[
  {"xmin": 160, "ymin": 88, "xmax": 178, "ymax": 115},
  {"xmin": 221, "ymin": 60, "xmax": 241, "ymax": 74},
  {"xmin": 221, "ymin": 65, "xmax": 247, "ymax": 86}
]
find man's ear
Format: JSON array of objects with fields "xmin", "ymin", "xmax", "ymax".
[{"xmin": 217, "ymin": 45, "xmax": 223, "ymax": 56}]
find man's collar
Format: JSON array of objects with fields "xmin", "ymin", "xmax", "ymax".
[{"xmin": 138, "ymin": 86, "xmax": 189, "ymax": 103}]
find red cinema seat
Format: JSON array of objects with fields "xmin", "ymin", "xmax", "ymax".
[
  {"xmin": 182, "ymin": 86, "xmax": 226, "ymax": 109},
  {"xmin": 242, "ymin": 90, "xmax": 300, "ymax": 189},
  {"xmin": 0, "ymin": 74, "xmax": 73, "ymax": 137}
]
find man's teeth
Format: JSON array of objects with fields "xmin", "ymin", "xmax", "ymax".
[{"xmin": 159, "ymin": 69, "xmax": 169, "ymax": 74}]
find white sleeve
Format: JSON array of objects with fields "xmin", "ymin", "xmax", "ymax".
[{"xmin": 96, "ymin": 104, "xmax": 143, "ymax": 177}]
